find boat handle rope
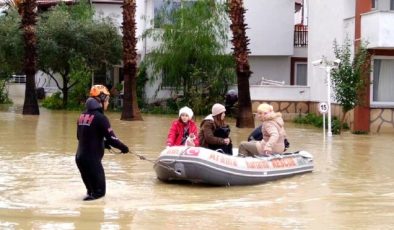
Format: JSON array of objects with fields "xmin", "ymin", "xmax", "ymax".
[{"xmin": 108, "ymin": 148, "xmax": 189, "ymax": 176}]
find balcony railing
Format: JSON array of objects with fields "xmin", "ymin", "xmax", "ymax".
[{"xmin": 294, "ymin": 24, "xmax": 308, "ymax": 47}]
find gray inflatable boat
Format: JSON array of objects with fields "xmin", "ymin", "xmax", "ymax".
[{"xmin": 154, "ymin": 146, "xmax": 314, "ymax": 186}]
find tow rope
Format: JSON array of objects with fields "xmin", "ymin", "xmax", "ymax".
[{"xmin": 108, "ymin": 148, "xmax": 183, "ymax": 175}]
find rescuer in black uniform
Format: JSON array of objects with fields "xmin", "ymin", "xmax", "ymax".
[{"xmin": 75, "ymin": 85, "xmax": 129, "ymax": 201}]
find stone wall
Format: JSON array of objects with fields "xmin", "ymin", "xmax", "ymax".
[
  {"xmin": 251, "ymin": 100, "xmax": 394, "ymax": 133},
  {"xmin": 371, "ymin": 108, "xmax": 394, "ymax": 133}
]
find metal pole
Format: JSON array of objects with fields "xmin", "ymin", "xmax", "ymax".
[
  {"xmin": 326, "ymin": 66, "xmax": 332, "ymax": 137},
  {"xmin": 323, "ymin": 113, "xmax": 326, "ymax": 138}
]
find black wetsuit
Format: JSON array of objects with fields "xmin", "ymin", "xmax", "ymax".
[{"xmin": 75, "ymin": 98, "xmax": 128, "ymax": 200}]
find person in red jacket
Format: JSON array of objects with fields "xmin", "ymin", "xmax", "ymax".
[{"xmin": 166, "ymin": 106, "xmax": 199, "ymax": 147}]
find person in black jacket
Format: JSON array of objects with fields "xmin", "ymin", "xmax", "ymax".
[{"xmin": 75, "ymin": 85, "xmax": 129, "ymax": 201}]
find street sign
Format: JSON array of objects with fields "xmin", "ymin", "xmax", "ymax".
[{"xmin": 318, "ymin": 102, "xmax": 328, "ymax": 114}]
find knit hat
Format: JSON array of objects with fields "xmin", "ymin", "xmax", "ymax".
[
  {"xmin": 257, "ymin": 103, "xmax": 273, "ymax": 113},
  {"xmin": 179, "ymin": 106, "xmax": 194, "ymax": 118},
  {"xmin": 211, "ymin": 103, "xmax": 226, "ymax": 116}
]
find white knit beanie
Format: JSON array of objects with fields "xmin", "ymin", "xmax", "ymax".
[
  {"xmin": 211, "ymin": 103, "xmax": 226, "ymax": 116},
  {"xmin": 179, "ymin": 106, "xmax": 194, "ymax": 118}
]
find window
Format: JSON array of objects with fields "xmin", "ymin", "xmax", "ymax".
[
  {"xmin": 154, "ymin": 0, "xmax": 179, "ymax": 28},
  {"xmin": 371, "ymin": 58, "xmax": 394, "ymax": 106},
  {"xmin": 391, "ymin": 0, "xmax": 394, "ymax": 10},
  {"xmin": 154, "ymin": 0, "xmax": 195, "ymax": 28},
  {"xmin": 371, "ymin": 0, "xmax": 377, "ymax": 9},
  {"xmin": 295, "ymin": 63, "xmax": 307, "ymax": 85}
]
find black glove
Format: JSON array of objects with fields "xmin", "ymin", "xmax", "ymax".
[
  {"xmin": 284, "ymin": 138, "xmax": 290, "ymax": 150},
  {"xmin": 121, "ymin": 146, "xmax": 129, "ymax": 154},
  {"xmin": 104, "ymin": 140, "xmax": 111, "ymax": 150}
]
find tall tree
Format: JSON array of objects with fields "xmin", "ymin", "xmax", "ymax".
[
  {"xmin": 121, "ymin": 0, "xmax": 142, "ymax": 120},
  {"xmin": 143, "ymin": 0, "xmax": 235, "ymax": 114},
  {"xmin": 37, "ymin": 2, "xmax": 122, "ymax": 107},
  {"xmin": 227, "ymin": 0, "xmax": 254, "ymax": 128},
  {"xmin": 20, "ymin": 0, "xmax": 39, "ymax": 115},
  {"xmin": 0, "ymin": 9, "xmax": 23, "ymax": 104}
]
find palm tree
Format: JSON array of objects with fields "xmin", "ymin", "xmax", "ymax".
[
  {"xmin": 20, "ymin": 0, "xmax": 39, "ymax": 115},
  {"xmin": 227, "ymin": 0, "xmax": 253, "ymax": 128},
  {"xmin": 121, "ymin": 0, "xmax": 142, "ymax": 121}
]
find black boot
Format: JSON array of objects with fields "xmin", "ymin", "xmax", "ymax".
[{"xmin": 83, "ymin": 195, "xmax": 96, "ymax": 201}]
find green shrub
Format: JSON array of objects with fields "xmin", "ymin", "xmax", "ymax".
[
  {"xmin": 0, "ymin": 80, "xmax": 12, "ymax": 104},
  {"xmin": 352, "ymin": 130, "xmax": 368, "ymax": 135},
  {"xmin": 294, "ymin": 113, "xmax": 347, "ymax": 135},
  {"xmin": 42, "ymin": 92, "xmax": 63, "ymax": 109},
  {"xmin": 141, "ymin": 103, "xmax": 177, "ymax": 114}
]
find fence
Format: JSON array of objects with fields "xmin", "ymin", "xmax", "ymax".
[{"xmin": 294, "ymin": 25, "xmax": 308, "ymax": 47}]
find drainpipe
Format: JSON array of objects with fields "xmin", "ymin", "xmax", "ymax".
[{"xmin": 301, "ymin": 0, "xmax": 304, "ymax": 25}]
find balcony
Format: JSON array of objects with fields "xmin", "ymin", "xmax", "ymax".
[
  {"xmin": 294, "ymin": 24, "xmax": 308, "ymax": 47},
  {"xmin": 361, "ymin": 11, "xmax": 394, "ymax": 49}
]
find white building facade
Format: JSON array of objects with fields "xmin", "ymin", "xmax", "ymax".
[
  {"xmin": 308, "ymin": 0, "xmax": 394, "ymax": 133},
  {"xmin": 88, "ymin": 0, "xmax": 309, "ymax": 107}
]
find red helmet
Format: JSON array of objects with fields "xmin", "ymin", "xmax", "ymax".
[{"xmin": 89, "ymin": 85, "xmax": 110, "ymax": 97}]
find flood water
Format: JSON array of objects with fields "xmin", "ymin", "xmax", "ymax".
[{"xmin": 0, "ymin": 104, "xmax": 393, "ymax": 229}]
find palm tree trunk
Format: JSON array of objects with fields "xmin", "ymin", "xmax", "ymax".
[
  {"xmin": 121, "ymin": 0, "xmax": 142, "ymax": 121},
  {"xmin": 228, "ymin": 0, "xmax": 253, "ymax": 128},
  {"xmin": 21, "ymin": 0, "xmax": 39, "ymax": 115}
]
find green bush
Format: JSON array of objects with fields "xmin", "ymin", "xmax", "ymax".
[
  {"xmin": 352, "ymin": 130, "xmax": 368, "ymax": 135},
  {"xmin": 42, "ymin": 92, "xmax": 63, "ymax": 109},
  {"xmin": 294, "ymin": 113, "xmax": 347, "ymax": 135},
  {"xmin": 0, "ymin": 80, "xmax": 12, "ymax": 104},
  {"xmin": 141, "ymin": 103, "xmax": 177, "ymax": 114}
]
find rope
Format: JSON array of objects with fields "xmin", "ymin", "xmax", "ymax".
[
  {"xmin": 108, "ymin": 147, "xmax": 190, "ymax": 176},
  {"xmin": 108, "ymin": 148, "xmax": 156, "ymax": 163}
]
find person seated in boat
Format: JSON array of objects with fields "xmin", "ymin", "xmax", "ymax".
[
  {"xmin": 247, "ymin": 124, "xmax": 263, "ymax": 141},
  {"xmin": 239, "ymin": 103, "xmax": 287, "ymax": 157},
  {"xmin": 166, "ymin": 106, "xmax": 199, "ymax": 147},
  {"xmin": 199, "ymin": 103, "xmax": 232, "ymax": 155},
  {"xmin": 247, "ymin": 124, "xmax": 290, "ymax": 151}
]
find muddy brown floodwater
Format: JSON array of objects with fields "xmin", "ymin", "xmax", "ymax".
[{"xmin": 0, "ymin": 105, "xmax": 393, "ymax": 229}]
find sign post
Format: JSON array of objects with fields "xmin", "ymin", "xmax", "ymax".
[
  {"xmin": 313, "ymin": 57, "xmax": 338, "ymax": 138},
  {"xmin": 325, "ymin": 67, "xmax": 332, "ymax": 137},
  {"xmin": 318, "ymin": 102, "xmax": 328, "ymax": 137}
]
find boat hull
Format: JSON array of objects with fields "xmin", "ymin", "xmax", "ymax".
[{"xmin": 154, "ymin": 146, "xmax": 314, "ymax": 186}]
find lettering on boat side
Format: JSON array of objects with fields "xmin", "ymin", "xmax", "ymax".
[
  {"xmin": 208, "ymin": 153, "xmax": 238, "ymax": 167},
  {"xmin": 245, "ymin": 161, "xmax": 270, "ymax": 169},
  {"xmin": 185, "ymin": 148, "xmax": 200, "ymax": 156},
  {"xmin": 166, "ymin": 148, "xmax": 200, "ymax": 156},
  {"xmin": 245, "ymin": 158, "xmax": 297, "ymax": 169},
  {"xmin": 270, "ymin": 158, "xmax": 297, "ymax": 168},
  {"xmin": 167, "ymin": 148, "xmax": 181, "ymax": 155}
]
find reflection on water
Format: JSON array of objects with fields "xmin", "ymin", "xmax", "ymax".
[{"xmin": 0, "ymin": 105, "xmax": 394, "ymax": 229}]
